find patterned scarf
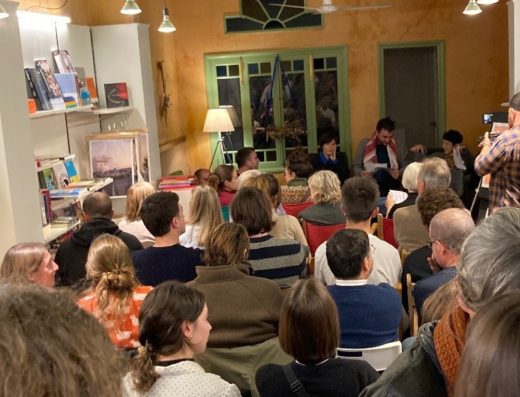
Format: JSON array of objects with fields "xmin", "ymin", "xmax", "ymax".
[
  {"xmin": 434, "ymin": 306, "xmax": 471, "ymax": 397},
  {"xmin": 363, "ymin": 132, "xmax": 399, "ymax": 170}
]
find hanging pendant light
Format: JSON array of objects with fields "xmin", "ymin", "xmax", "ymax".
[
  {"xmin": 158, "ymin": 6, "xmax": 176, "ymax": 33},
  {"xmin": 476, "ymin": 0, "xmax": 498, "ymax": 4},
  {"xmin": 120, "ymin": 0, "xmax": 142, "ymax": 15},
  {"xmin": 0, "ymin": 4, "xmax": 9, "ymax": 19},
  {"xmin": 463, "ymin": 0, "xmax": 482, "ymax": 15}
]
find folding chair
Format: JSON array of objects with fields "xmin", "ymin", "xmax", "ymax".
[
  {"xmin": 302, "ymin": 221, "xmax": 344, "ymax": 256},
  {"xmin": 336, "ymin": 341, "xmax": 402, "ymax": 372},
  {"xmin": 282, "ymin": 201, "xmax": 313, "ymax": 218}
]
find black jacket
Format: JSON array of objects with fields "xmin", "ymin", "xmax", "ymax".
[
  {"xmin": 360, "ymin": 323, "xmax": 447, "ymax": 397},
  {"xmin": 55, "ymin": 217, "xmax": 143, "ymax": 288}
]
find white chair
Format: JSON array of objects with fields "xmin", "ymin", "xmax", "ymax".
[{"xmin": 336, "ymin": 341, "xmax": 402, "ymax": 372}]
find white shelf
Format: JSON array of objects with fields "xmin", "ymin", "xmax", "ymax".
[
  {"xmin": 42, "ymin": 220, "xmax": 80, "ymax": 243},
  {"xmin": 29, "ymin": 104, "xmax": 94, "ymax": 119},
  {"xmin": 93, "ymin": 106, "xmax": 133, "ymax": 115}
]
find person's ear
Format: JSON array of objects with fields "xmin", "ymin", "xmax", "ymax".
[
  {"xmin": 172, "ymin": 216, "xmax": 180, "ymax": 230},
  {"xmin": 182, "ymin": 320, "xmax": 193, "ymax": 340},
  {"xmin": 417, "ymin": 180, "xmax": 426, "ymax": 194}
]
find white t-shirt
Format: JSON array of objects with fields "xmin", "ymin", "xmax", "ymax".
[
  {"xmin": 314, "ymin": 233, "xmax": 401, "ymax": 287},
  {"xmin": 180, "ymin": 224, "xmax": 203, "ymax": 249},
  {"xmin": 118, "ymin": 218, "xmax": 155, "ymax": 248}
]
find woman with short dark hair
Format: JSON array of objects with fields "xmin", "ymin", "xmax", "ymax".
[{"xmin": 256, "ymin": 278, "xmax": 379, "ymax": 396}]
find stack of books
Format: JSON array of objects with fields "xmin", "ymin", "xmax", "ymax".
[{"xmin": 158, "ymin": 176, "xmax": 194, "ymax": 191}]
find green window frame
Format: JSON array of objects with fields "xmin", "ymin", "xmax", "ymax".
[{"xmin": 204, "ymin": 46, "xmax": 351, "ymax": 172}]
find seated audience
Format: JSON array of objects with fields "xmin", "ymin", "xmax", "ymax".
[
  {"xmin": 132, "ymin": 192, "xmax": 203, "ymax": 286},
  {"xmin": 208, "ymin": 164, "xmax": 238, "ymax": 208},
  {"xmin": 123, "ymin": 281, "xmax": 240, "ymax": 396},
  {"xmin": 299, "ymin": 170, "xmax": 346, "ymax": 225},
  {"xmin": 236, "ymin": 147, "xmax": 260, "ymax": 175},
  {"xmin": 393, "ymin": 157, "xmax": 451, "ymax": 253},
  {"xmin": 256, "ymin": 278, "xmax": 379, "ymax": 397},
  {"xmin": 281, "ymin": 149, "xmax": 313, "ymax": 205},
  {"xmin": 0, "ymin": 284, "xmax": 123, "ymax": 396},
  {"xmin": 180, "ymin": 185, "xmax": 223, "ymax": 249},
  {"xmin": 77, "ymin": 234, "xmax": 153, "ymax": 350},
  {"xmin": 414, "ymin": 208, "xmax": 474, "ymax": 316},
  {"xmin": 243, "ymin": 174, "xmax": 307, "ymax": 245},
  {"xmin": 327, "ymin": 229, "xmax": 401, "ymax": 348},
  {"xmin": 189, "ymin": 223, "xmax": 289, "ymax": 394},
  {"xmin": 455, "ymin": 292, "xmax": 520, "ymax": 397},
  {"xmin": 309, "ymin": 132, "xmax": 349, "ymax": 184},
  {"xmin": 315, "ymin": 176, "xmax": 401, "ymax": 287},
  {"xmin": 385, "ymin": 161, "xmax": 422, "ymax": 219},
  {"xmin": 119, "ymin": 182, "xmax": 155, "ymax": 247},
  {"xmin": 361, "ymin": 208, "xmax": 520, "ymax": 397},
  {"xmin": 55, "ymin": 192, "xmax": 143, "ymax": 288},
  {"xmin": 193, "ymin": 168, "xmax": 210, "ymax": 186},
  {"xmin": 231, "ymin": 187, "xmax": 308, "ymax": 287},
  {"xmin": 0, "ymin": 242, "xmax": 58, "ymax": 287}
]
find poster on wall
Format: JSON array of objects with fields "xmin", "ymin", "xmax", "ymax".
[{"xmin": 89, "ymin": 137, "xmax": 135, "ymax": 197}]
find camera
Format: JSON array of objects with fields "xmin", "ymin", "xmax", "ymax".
[{"xmin": 482, "ymin": 111, "xmax": 507, "ymax": 125}]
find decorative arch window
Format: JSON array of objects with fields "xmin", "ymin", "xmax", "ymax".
[
  {"xmin": 204, "ymin": 47, "xmax": 351, "ymax": 172},
  {"xmin": 225, "ymin": 0, "xmax": 322, "ymax": 33}
]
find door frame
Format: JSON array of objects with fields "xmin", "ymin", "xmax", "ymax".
[{"xmin": 378, "ymin": 41, "xmax": 446, "ymax": 147}]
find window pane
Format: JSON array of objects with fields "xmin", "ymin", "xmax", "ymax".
[
  {"xmin": 313, "ymin": 57, "xmax": 325, "ymax": 70},
  {"xmin": 283, "ymin": 69, "xmax": 308, "ymax": 149},
  {"xmin": 315, "ymin": 70, "xmax": 340, "ymax": 143},
  {"xmin": 216, "ymin": 65, "xmax": 227, "ymax": 77},
  {"xmin": 249, "ymin": 74, "xmax": 276, "ymax": 152},
  {"xmin": 260, "ymin": 62, "xmax": 272, "ymax": 74},
  {"xmin": 326, "ymin": 57, "xmax": 337, "ymax": 69},
  {"xmin": 217, "ymin": 77, "xmax": 244, "ymax": 154},
  {"xmin": 293, "ymin": 59, "xmax": 304, "ymax": 71},
  {"xmin": 228, "ymin": 64, "xmax": 240, "ymax": 76},
  {"xmin": 248, "ymin": 63, "xmax": 259, "ymax": 75}
]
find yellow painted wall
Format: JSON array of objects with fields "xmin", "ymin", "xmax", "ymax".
[{"xmin": 19, "ymin": 0, "xmax": 510, "ymax": 174}]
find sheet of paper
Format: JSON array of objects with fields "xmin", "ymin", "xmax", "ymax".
[
  {"xmin": 365, "ymin": 163, "xmax": 388, "ymax": 173},
  {"xmin": 388, "ymin": 189, "xmax": 408, "ymax": 204}
]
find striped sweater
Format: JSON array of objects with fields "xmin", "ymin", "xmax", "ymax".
[{"xmin": 247, "ymin": 235, "xmax": 308, "ymax": 287}]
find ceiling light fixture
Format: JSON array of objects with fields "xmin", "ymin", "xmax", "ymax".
[
  {"xmin": 120, "ymin": 0, "xmax": 142, "ymax": 15},
  {"xmin": 0, "ymin": 4, "xmax": 9, "ymax": 19},
  {"xmin": 463, "ymin": 0, "xmax": 482, "ymax": 15},
  {"xmin": 158, "ymin": 4, "xmax": 176, "ymax": 33}
]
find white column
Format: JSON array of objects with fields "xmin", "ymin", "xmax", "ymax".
[{"xmin": 0, "ymin": 0, "xmax": 45, "ymax": 257}]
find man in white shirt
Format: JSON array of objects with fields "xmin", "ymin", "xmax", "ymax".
[{"xmin": 314, "ymin": 176, "xmax": 401, "ymax": 287}]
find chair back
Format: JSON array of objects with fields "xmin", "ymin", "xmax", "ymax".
[
  {"xmin": 282, "ymin": 201, "xmax": 313, "ymax": 218},
  {"xmin": 303, "ymin": 221, "xmax": 344, "ymax": 256},
  {"xmin": 382, "ymin": 218, "xmax": 398, "ymax": 248},
  {"xmin": 406, "ymin": 273, "xmax": 418, "ymax": 336},
  {"xmin": 336, "ymin": 341, "xmax": 402, "ymax": 372}
]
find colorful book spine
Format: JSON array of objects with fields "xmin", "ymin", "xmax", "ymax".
[{"xmin": 26, "ymin": 68, "xmax": 53, "ymax": 111}]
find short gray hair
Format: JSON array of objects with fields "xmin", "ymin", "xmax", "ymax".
[
  {"xmin": 430, "ymin": 208, "xmax": 475, "ymax": 255},
  {"xmin": 401, "ymin": 162, "xmax": 423, "ymax": 192},
  {"xmin": 418, "ymin": 157, "xmax": 451, "ymax": 189},
  {"xmin": 458, "ymin": 208, "xmax": 520, "ymax": 312}
]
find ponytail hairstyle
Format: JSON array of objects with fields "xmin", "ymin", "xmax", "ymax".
[
  {"xmin": 188, "ymin": 185, "xmax": 223, "ymax": 248},
  {"xmin": 84, "ymin": 234, "xmax": 138, "ymax": 324},
  {"xmin": 131, "ymin": 281, "xmax": 206, "ymax": 392},
  {"xmin": 208, "ymin": 164, "xmax": 235, "ymax": 193}
]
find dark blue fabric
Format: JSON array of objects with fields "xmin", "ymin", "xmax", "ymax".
[
  {"xmin": 132, "ymin": 244, "xmax": 203, "ymax": 286},
  {"xmin": 328, "ymin": 283, "xmax": 402, "ymax": 348},
  {"xmin": 414, "ymin": 267, "xmax": 458, "ymax": 316},
  {"xmin": 376, "ymin": 144, "xmax": 390, "ymax": 167}
]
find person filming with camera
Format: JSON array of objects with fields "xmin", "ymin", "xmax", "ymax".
[{"xmin": 474, "ymin": 92, "xmax": 520, "ymax": 212}]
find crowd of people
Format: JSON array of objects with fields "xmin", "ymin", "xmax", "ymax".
[{"xmin": 2, "ymin": 94, "xmax": 520, "ymax": 396}]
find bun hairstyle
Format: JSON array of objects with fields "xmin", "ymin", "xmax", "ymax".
[
  {"xmin": 208, "ymin": 164, "xmax": 235, "ymax": 193},
  {"xmin": 84, "ymin": 234, "xmax": 138, "ymax": 323},
  {"xmin": 131, "ymin": 281, "xmax": 205, "ymax": 392}
]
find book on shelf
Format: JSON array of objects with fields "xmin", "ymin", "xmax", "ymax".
[
  {"xmin": 34, "ymin": 59, "xmax": 66, "ymax": 110},
  {"xmin": 49, "ymin": 187, "xmax": 85, "ymax": 198},
  {"xmin": 54, "ymin": 73, "xmax": 79, "ymax": 108},
  {"xmin": 85, "ymin": 77, "xmax": 98, "ymax": 104},
  {"xmin": 24, "ymin": 68, "xmax": 52, "ymax": 111},
  {"xmin": 52, "ymin": 49, "xmax": 76, "ymax": 74},
  {"xmin": 104, "ymin": 82, "xmax": 129, "ymax": 108},
  {"xmin": 50, "ymin": 216, "xmax": 77, "ymax": 228},
  {"xmin": 39, "ymin": 189, "xmax": 53, "ymax": 225},
  {"xmin": 63, "ymin": 158, "xmax": 80, "ymax": 183},
  {"xmin": 52, "ymin": 161, "xmax": 70, "ymax": 188},
  {"xmin": 158, "ymin": 176, "xmax": 194, "ymax": 190},
  {"xmin": 41, "ymin": 168, "xmax": 58, "ymax": 190}
]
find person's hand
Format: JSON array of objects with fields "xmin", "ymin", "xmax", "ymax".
[
  {"xmin": 361, "ymin": 171, "xmax": 372, "ymax": 177},
  {"xmin": 385, "ymin": 194, "xmax": 395, "ymax": 212},
  {"xmin": 427, "ymin": 256, "xmax": 441, "ymax": 274},
  {"xmin": 479, "ymin": 132, "xmax": 491, "ymax": 148},
  {"xmin": 389, "ymin": 169, "xmax": 400, "ymax": 179},
  {"xmin": 409, "ymin": 144, "xmax": 426, "ymax": 154}
]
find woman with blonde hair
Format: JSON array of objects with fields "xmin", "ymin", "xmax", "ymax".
[
  {"xmin": 256, "ymin": 278, "xmax": 378, "ymax": 396},
  {"xmin": 242, "ymin": 174, "xmax": 307, "ymax": 245},
  {"xmin": 119, "ymin": 182, "xmax": 156, "ymax": 247},
  {"xmin": 180, "ymin": 185, "xmax": 223, "ymax": 249},
  {"xmin": 299, "ymin": 170, "xmax": 346, "ymax": 225},
  {"xmin": 0, "ymin": 242, "xmax": 58, "ymax": 287},
  {"xmin": 78, "ymin": 233, "xmax": 152, "ymax": 350},
  {"xmin": 124, "ymin": 280, "xmax": 240, "ymax": 396}
]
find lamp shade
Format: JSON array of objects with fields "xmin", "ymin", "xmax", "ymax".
[
  {"xmin": 219, "ymin": 105, "xmax": 241, "ymax": 128},
  {"xmin": 476, "ymin": 0, "xmax": 498, "ymax": 4},
  {"xmin": 121, "ymin": 0, "xmax": 142, "ymax": 15},
  {"xmin": 0, "ymin": 4, "xmax": 9, "ymax": 19},
  {"xmin": 158, "ymin": 7, "xmax": 176, "ymax": 33},
  {"xmin": 463, "ymin": 0, "xmax": 482, "ymax": 15},
  {"xmin": 203, "ymin": 109, "xmax": 235, "ymax": 133}
]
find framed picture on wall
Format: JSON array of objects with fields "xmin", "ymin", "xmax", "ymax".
[{"xmin": 87, "ymin": 130, "xmax": 150, "ymax": 197}]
